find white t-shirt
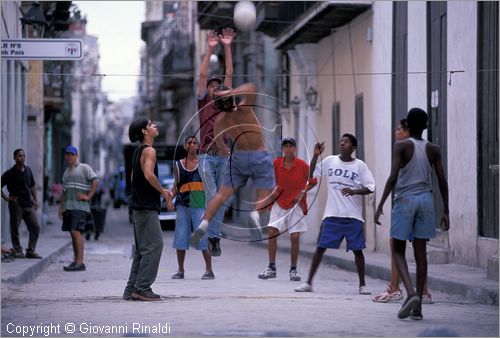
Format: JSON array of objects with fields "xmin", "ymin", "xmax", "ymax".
[{"xmin": 313, "ymin": 155, "xmax": 375, "ymax": 222}]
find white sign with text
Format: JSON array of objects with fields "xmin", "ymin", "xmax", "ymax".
[{"xmin": 1, "ymin": 39, "xmax": 83, "ymax": 60}]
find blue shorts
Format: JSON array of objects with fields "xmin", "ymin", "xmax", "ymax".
[
  {"xmin": 172, "ymin": 205, "xmax": 207, "ymax": 250},
  {"xmin": 390, "ymin": 191, "xmax": 436, "ymax": 240},
  {"xmin": 222, "ymin": 151, "xmax": 275, "ymax": 190},
  {"xmin": 317, "ymin": 217, "xmax": 366, "ymax": 251}
]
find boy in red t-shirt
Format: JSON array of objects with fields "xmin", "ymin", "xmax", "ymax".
[{"xmin": 258, "ymin": 138, "xmax": 317, "ymax": 281}]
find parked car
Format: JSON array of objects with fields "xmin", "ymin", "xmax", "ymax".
[{"xmin": 158, "ymin": 160, "xmax": 176, "ymax": 231}]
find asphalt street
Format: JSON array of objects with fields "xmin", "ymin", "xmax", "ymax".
[{"xmin": 1, "ymin": 207, "xmax": 498, "ymax": 337}]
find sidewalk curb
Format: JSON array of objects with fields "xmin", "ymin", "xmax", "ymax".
[
  {"xmin": 251, "ymin": 241, "xmax": 499, "ymax": 305},
  {"xmin": 1, "ymin": 240, "xmax": 71, "ymax": 285}
]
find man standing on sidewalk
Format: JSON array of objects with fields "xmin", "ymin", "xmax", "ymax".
[
  {"xmin": 295, "ymin": 134, "xmax": 375, "ymax": 295},
  {"xmin": 59, "ymin": 146, "xmax": 98, "ymax": 272},
  {"xmin": 374, "ymin": 108, "xmax": 449, "ymax": 320},
  {"xmin": 258, "ymin": 137, "xmax": 316, "ymax": 281},
  {"xmin": 123, "ymin": 118, "xmax": 172, "ymax": 301},
  {"xmin": 1, "ymin": 148, "xmax": 42, "ymax": 259},
  {"xmin": 197, "ymin": 28, "xmax": 235, "ymax": 256}
]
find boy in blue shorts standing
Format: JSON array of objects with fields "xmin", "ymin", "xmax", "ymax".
[
  {"xmin": 167, "ymin": 136, "xmax": 214, "ymax": 280},
  {"xmin": 295, "ymin": 134, "xmax": 375, "ymax": 295},
  {"xmin": 374, "ymin": 108, "xmax": 449, "ymax": 320}
]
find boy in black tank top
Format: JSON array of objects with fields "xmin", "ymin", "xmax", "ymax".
[{"xmin": 123, "ymin": 118, "xmax": 173, "ymax": 301}]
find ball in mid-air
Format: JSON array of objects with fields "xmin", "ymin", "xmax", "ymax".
[{"xmin": 233, "ymin": 1, "xmax": 256, "ymax": 32}]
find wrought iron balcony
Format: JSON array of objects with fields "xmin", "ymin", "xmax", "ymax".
[
  {"xmin": 197, "ymin": 1, "xmax": 234, "ymax": 29},
  {"xmin": 161, "ymin": 31, "xmax": 194, "ymax": 90}
]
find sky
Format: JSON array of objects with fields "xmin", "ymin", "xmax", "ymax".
[{"xmin": 75, "ymin": 1, "xmax": 145, "ymax": 102}]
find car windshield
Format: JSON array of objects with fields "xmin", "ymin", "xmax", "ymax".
[
  {"xmin": 158, "ymin": 162, "xmax": 172, "ymax": 177},
  {"xmin": 158, "ymin": 161, "xmax": 175, "ymax": 190}
]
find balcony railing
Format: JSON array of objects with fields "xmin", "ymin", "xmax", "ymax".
[{"xmin": 161, "ymin": 32, "xmax": 194, "ymax": 89}]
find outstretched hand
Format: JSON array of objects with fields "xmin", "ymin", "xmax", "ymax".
[
  {"xmin": 314, "ymin": 142, "xmax": 325, "ymax": 156},
  {"xmin": 207, "ymin": 30, "xmax": 219, "ymax": 48},
  {"xmin": 219, "ymin": 27, "xmax": 236, "ymax": 46}
]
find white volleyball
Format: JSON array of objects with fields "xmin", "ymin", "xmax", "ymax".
[{"xmin": 233, "ymin": 1, "xmax": 256, "ymax": 32}]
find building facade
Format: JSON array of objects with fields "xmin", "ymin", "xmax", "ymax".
[
  {"xmin": 255, "ymin": 1, "xmax": 498, "ymax": 276},
  {"xmin": 1, "ymin": 1, "xmax": 28, "ymax": 241},
  {"xmin": 139, "ymin": 1, "xmax": 196, "ymax": 145},
  {"xmin": 1, "ymin": 2, "xmax": 109, "ymax": 246}
]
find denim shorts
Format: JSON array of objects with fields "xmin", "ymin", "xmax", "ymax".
[
  {"xmin": 390, "ymin": 191, "xmax": 436, "ymax": 241},
  {"xmin": 173, "ymin": 205, "xmax": 207, "ymax": 250},
  {"xmin": 62, "ymin": 210, "xmax": 89, "ymax": 232},
  {"xmin": 222, "ymin": 151, "xmax": 275, "ymax": 190},
  {"xmin": 317, "ymin": 216, "xmax": 366, "ymax": 251}
]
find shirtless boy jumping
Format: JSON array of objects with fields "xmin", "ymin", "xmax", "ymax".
[{"xmin": 190, "ymin": 83, "xmax": 275, "ymax": 247}]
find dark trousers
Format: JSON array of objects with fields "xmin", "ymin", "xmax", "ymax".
[{"xmin": 8, "ymin": 201, "xmax": 40, "ymax": 252}]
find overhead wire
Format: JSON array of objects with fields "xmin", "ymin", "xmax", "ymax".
[{"xmin": 3, "ymin": 69, "xmax": 482, "ymax": 78}]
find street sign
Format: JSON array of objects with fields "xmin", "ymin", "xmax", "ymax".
[{"xmin": 1, "ymin": 38, "xmax": 83, "ymax": 60}]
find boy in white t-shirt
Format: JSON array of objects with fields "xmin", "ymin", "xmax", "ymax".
[{"xmin": 295, "ymin": 134, "xmax": 375, "ymax": 295}]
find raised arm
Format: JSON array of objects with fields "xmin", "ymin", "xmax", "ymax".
[
  {"xmin": 197, "ymin": 30, "xmax": 219, "ymax": 97},
  {"xmin": 220, "ymin": 28, "xmax": 235, "ymax": 88},
  {"xmin": 374, "ymin": 142, "xmax": 404, "ymax": 225},
  {"xmin": 309, "ymin": 142, "xmax": 325, "ymax": 179}
]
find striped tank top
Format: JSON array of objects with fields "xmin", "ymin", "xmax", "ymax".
[{"xmin": 175, "ymin": 159, "xmax": 205, "ymax": 209}]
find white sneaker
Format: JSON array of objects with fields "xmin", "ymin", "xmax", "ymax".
[
  {"xmin": 372, "ymin": 288, "xmax": 403, "ymax": 303},
  {"xmin": 189, "ymin": 228, "xmax": 206, "ymax": 248},
  {"xmin": 294, "ymin": 283, "xmax": 313, "ymax": 292},
  {"xmin": 359, "ymin": 285, "xmax": 371, "ymax": 295},
  {"xmin": 421, "ymin": 292, "xmax": 433, "ymax": 304},
  {"xmin": 258, "ymin": 267, "xmax": 276, "ymax": 280},
  {"xmin": 289, "ymin": 269, "xmax": 301, "ymax": 281}
]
